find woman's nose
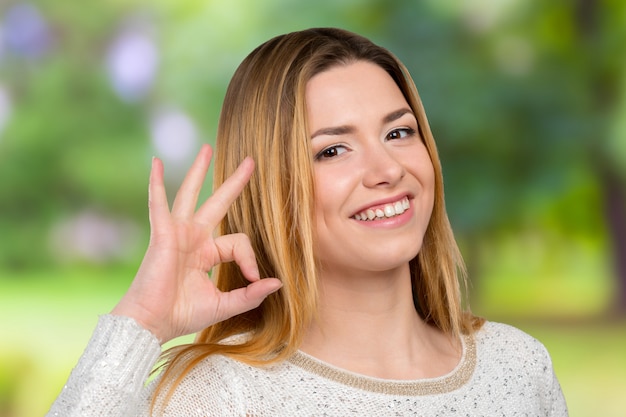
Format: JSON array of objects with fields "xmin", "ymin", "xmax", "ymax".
[{"xmin": 361, "ymin": 144, "xmax": 406, "ymax": 188}]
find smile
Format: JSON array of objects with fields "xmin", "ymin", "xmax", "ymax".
[{"xmin": 352, "ymin": 197, "xmax": 411, "ymax": 221}]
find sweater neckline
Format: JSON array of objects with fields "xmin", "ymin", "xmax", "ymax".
[{"xmin": 288, "ymin": 333, "xmax": 476, "ymax": 396}]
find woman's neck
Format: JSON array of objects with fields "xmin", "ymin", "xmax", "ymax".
[{"xmin": 300, "ymin": 264, "xmax": 461, "ymax": 380}]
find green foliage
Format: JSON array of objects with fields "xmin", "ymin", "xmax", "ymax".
[{"xmin": 0, "ymin": 1, "xmax": 151, "ymax": 268}]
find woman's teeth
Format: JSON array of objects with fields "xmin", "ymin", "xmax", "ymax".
[{"xmin": 353, "ymin": 197, "xmax": 410, "ymax": 221}]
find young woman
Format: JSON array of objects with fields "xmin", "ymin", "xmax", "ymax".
[{"xmin": 47, "ymin": 28, "xmax": 568, "ymax": 416}]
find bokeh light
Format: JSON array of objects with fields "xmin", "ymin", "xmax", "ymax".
[
  {"xmin": 1, "ymin": 2, "xmax": 52, "ymax": 59},
  {"xmin": 149, "ymin": 106, "xmax": 199, "ymax": 164},
  {"xmin": 106, "ymin": 21, "xmax": 158, "ymax": 102}
]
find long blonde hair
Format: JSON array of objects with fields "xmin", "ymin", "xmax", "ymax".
[{"xmin": 153, "ymin": 27, "xmax": 482, "ymax": 410}]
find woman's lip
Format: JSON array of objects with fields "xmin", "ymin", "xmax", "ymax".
[{"xmin": 350, "ymin": 193, "xmax": 412, "ymax": 217}]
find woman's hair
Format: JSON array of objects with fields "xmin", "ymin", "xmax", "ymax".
[{"xmin": 152, "ymin": 27, "xmax": 482, "ymax": 410}]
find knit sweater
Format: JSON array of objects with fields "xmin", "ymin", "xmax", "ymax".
[{"xmin": 47, "ymin": 315, "xmax": 568, "ymax": 416}]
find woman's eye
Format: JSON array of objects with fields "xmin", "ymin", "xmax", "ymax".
[
  {"xmin": 315, "ymin": 145, "xmax": 347, "ymax": 160},
  {"xmin": 387, "ymin": 127, "xmax": 416, "ymax": 141}
]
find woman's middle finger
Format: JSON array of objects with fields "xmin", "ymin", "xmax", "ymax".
[{"xmin": 171, "ymin": 144, "xmax": 213, "ymax": 219}]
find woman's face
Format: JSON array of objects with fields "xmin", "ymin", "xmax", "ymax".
[{"xmin": 306, "ymin": 61, "xmax": 435, "ymax": 276}]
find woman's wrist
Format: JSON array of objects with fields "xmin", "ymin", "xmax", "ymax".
[{"xmin": 110, "ymin": 300, "xmax": 167, "ymax": 344}]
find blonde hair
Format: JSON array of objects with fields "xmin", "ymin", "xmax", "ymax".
[{"xmin": 152, "ymin": 27, "xmax": 482, "ymax": 411}]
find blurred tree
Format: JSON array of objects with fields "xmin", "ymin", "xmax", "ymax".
[{"xmin": 573, "ymin": 0, "xmax": 626, "ymax": 314}]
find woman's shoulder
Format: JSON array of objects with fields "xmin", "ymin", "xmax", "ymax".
[
  {"xmin": 159, "ymin": 350, "xmax": 305, "ymax": 415},
  {"xmin": 469, "ymin": 321, "xmax": 567, "ymax": 414},
  {"xmin": 476, "ymin": 321, "xmax": 546, "ymax": 348},
  {"xmin": 171, "ymin": 345, "xmax": 293, "ymax": 394},
  {"xmin": 473, "ymin": 320, "xmax": 555, "ymax": 372},
  {"xmin": 179, "ymin": 351, "xmax": 251, "ymax": 385},
  {"xmin": 154, "ymin": 353, "xmax": 257, "ymax": 415}
]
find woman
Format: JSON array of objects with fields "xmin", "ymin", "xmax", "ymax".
[{"xmin": 47, "ymin": 27, "xmax": 568, "ymax": 416}]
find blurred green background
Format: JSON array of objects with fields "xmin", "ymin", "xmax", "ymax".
[{"xmin": 1, "ymin": 0, "xmax": 625, "ymax": 416}]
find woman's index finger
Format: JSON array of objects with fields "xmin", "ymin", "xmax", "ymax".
[
  {"xmin": 148, "ymin": 156, "xmax": 170, "ymax": 223},
  {"xmin": 171, "ymin": 144, "xmax": 213, "ymax": 219},
  {"xmin": 195, "ymin": 157, "xmax": 255, "ymax": 227}
]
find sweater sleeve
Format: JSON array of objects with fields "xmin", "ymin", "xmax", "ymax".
[
  {"xmin": 541, "ymin": 345, "xmax": 568, "ymax": 417},
  {"xmin": 518, "ymin": 325, "xmax": 568, "ymax": 417},
  {"xmin": 45, "ymin": 314, "xmax": 162, "ymax": 417},
  {"xmin": 548, "ymin": 366, "xmax": 569, "ymax": 417}
]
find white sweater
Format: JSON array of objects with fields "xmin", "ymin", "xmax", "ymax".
[{"xmin": 47, "ymin": 315, "xmax": 568, "ymax": 416}]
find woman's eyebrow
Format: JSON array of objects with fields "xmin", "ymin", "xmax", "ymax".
[
  {"xmin": 383, "ymin": 108, "xmax": 415, "ymax": 124},
  {"xmin": 310, "ymin": 125, "xmax": 354, "ymax": 139},
  {"xmin": 310, "ymin": 108, "xmax": 415, "ymax": 140}
]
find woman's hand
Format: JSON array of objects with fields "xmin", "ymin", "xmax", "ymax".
[{"xmin": 111, "ymin": 144, "xmax": 282, "ymax": 344}]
